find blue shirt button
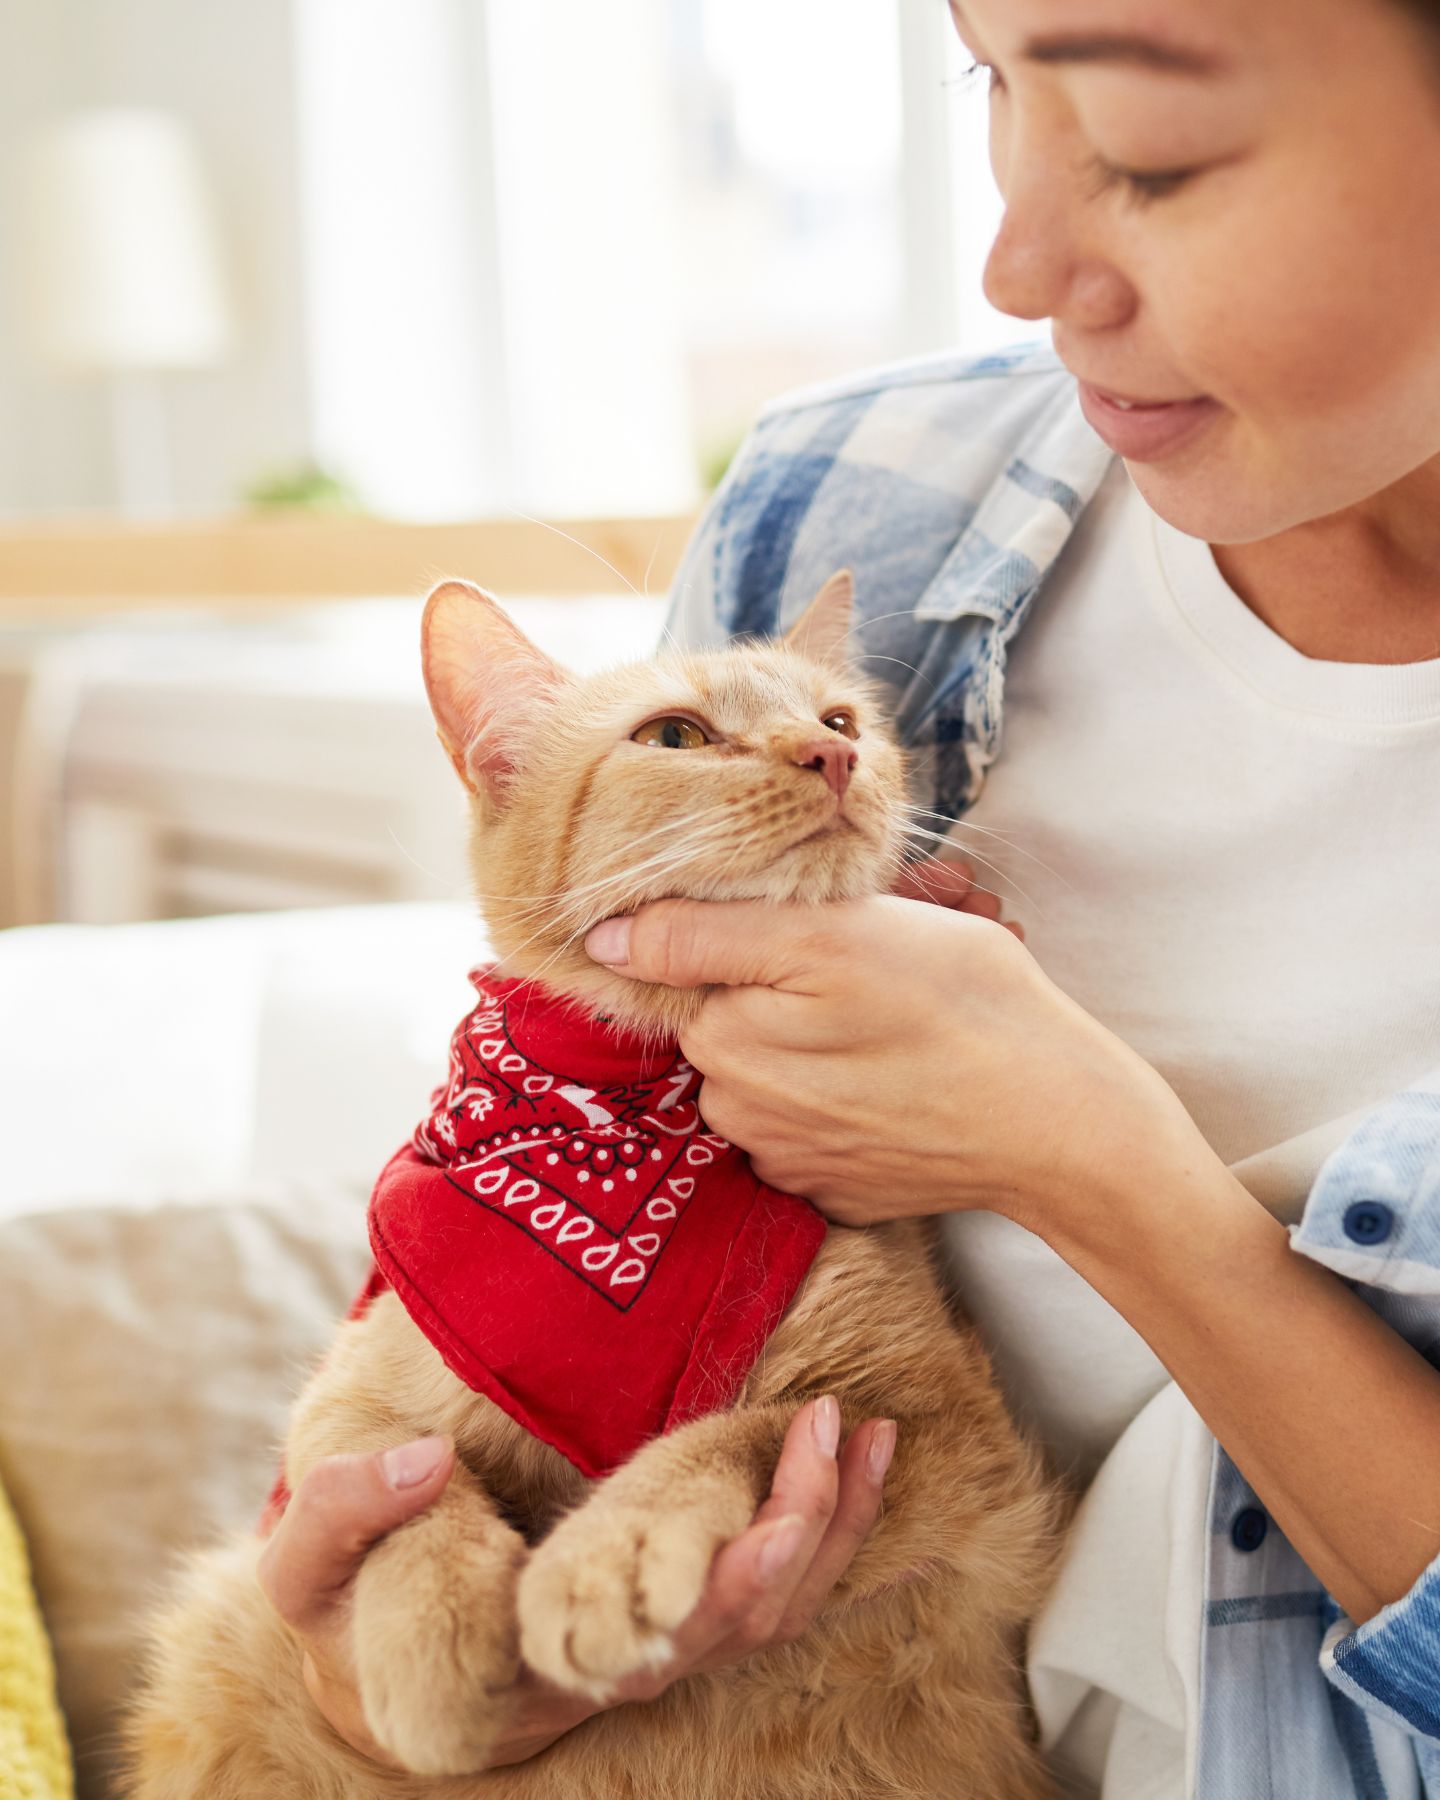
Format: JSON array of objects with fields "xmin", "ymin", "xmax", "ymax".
[
  {"xmin": 1232, "ymin": 1507, "xmax": 1268, "ymax": 1553},
  {"xmin": 1343, "ymin": 1201, "xmax": 1394, "ymax": 1246}
]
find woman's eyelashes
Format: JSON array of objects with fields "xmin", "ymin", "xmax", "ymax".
[
  {"xmin": 1083, "ymin": 155, "xmax": 1200, "ymax": 206},
  {"xmin": 958, "ymin": 59, "xmax": 1201, "ymax": 208},
  {"xmin": 957, "ymin": 57, "xmax": 999, "ymax": 94}
]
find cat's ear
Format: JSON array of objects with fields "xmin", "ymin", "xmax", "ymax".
[
  {"xmin": 783, "ymin": 569, "xmax": 855, "ymax": 671},
  {"xmin": 421, "ymin": 579, "xmax": 568, "ymax": 798}
]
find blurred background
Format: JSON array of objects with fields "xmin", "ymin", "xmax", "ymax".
[{"xmin": 0, "ymin": 0, "xmax": 1018, "ymax": 932}]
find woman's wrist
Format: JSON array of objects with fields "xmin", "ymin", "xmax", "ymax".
[
  {"xmin": 1040, "ymin": 1114, "xmax": 1267, "ymax": 1306},
  {"xmin": 965, "ymin": 993, "xmax": 1203, "ymax": 1237},
  {"xmin": 1002, "ymin": 1041, "xmax": 1242, "ymax": 1278}
]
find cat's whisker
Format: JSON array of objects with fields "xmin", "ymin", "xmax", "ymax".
[
  {"xmin": 494, "ymin": 502, "xmax": 644, "ymax": 600},
  {"xmin": 899, "ymin": 817, "xmax": 1014, "ymax": 873},
  {"xmin": 653, "ymin": 602, "xmax": 687, "ymax": 657},
  {"xmin": 466, "ymin": 807, "xmax": 740, "ymax": 916},
  {"xmin": 903, "ymin": 803, "xmax": 1027, "ymax": 843},
  {"xmin": 543, "ymin": 821, "xmax": 739, "ymax": 909},
  {"xmin": 895, "ymin": 855, "xmax": 1008, "ymax": 917},
  {"xmin": 515, "ymin": 935, "xmax": 590, "ymax": 992},
  {"xmin": 857, "ymin": 652, "xmax": 934, "ymax": 688},
  {"xmin": 640, "ymin": 533, "xmax": 662, "ymax": 603},
  {"xmin": 383, "ymin": 822, "xmax": 468, "ymax": 895},
  {"xmin": 904, "ymin": 805, "xmax": 1076, "ymax": 893},
  {"xmin": 898, "ymin": 820, "xmax": 1045, "ymax": 919},
  {"xmin": 905, "ymin": 802, "xmax": 1000, "ymax": 833},
  {"xmin": 849, "ymin": 609, "xmax": 932, "ymax": 635},
  {"xmin": 525, "ymin": 831, "xmax": 744, "ymax": 944},
  {"xmin": 550, "ymin": 851, "xmax": 745, "ymax": 935}
]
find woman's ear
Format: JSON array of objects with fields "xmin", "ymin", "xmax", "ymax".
[
  {"xmin": 420, "ymin": 579, "xmax": 569, "ymax": 799},
  {"xmin": 783, "ymin": 569, "xmax": 855, "ymax": 670}
]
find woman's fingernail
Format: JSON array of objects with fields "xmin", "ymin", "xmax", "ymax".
[
  {"xmin": 382, "ymin": 1436, "xmax": 450, "ymax": 1490},
  {"xmin": 758, "ymin": 1515, "xmax": 807, "ymax": 1580},
  {"xmin": 812, "ymin": 1395, "xmax": 840, "ymax": 1458},
  {"xmin": 585, "ymin": 917, "xmax": 631, "ymax": 967},
  {"xmin": 868, "ymin": 1421, "xmax": 897, "ymax": 1484}
]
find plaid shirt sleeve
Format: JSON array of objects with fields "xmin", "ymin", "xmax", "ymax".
[{"xmin": 1289, "ymin": 1077, "xmax": 1440, "ymax": 1749}]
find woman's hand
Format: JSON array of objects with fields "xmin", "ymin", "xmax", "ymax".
[
  {"xmin": 887, "ymin": 855, "xmax": 1025, "ymax": 941},
  {"xmin": 584, "ymin": 892, "xmax": 1203, "ymax": 1232},
  {"xmin": 256, "ymin": 1403, "xmax": 893, "ymax": 1771}
]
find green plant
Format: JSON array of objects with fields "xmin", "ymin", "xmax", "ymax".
[{"xmin": 242, "ymin": 460, "xmax": 368, "ymax": 515}]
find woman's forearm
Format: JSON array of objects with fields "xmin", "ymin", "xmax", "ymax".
[{"xmin": 1025, "ymin": 1144, "xmax": 1440, "ymax": 1624}]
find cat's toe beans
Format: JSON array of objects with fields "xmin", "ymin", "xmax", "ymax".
[
  {"xmin": 561, "ymin": 1597, "xmax": 675, "ymax": 1699},
  {"xmin": 517, "ymin": 1509, "xmax": 718, "ymax": 1695},
  {"xmin": 516, "ymin": 1546, "xmax": 620, "ymax": 1697},
  {"xmin": 631, "ymin": 1511, "xmax": 717, "ymax": 1635}
]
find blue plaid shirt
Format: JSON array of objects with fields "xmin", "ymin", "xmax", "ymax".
[{"xmin": 664, "ymin": 339, "xmax": 1440, "ymax": 1799}]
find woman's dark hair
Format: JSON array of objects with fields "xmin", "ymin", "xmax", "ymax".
[
  {"xmin": 1388, "ymin": 0, "xmax": 1440, "ymax": 75},
  {"xmin": 1395, "ymin": 0, "xmax": 1440, "ymax": 33}
]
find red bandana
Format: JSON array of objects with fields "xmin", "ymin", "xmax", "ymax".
[{"xmin": 358, "ymin": 966, "xmax": 827, "ymax": 1478}]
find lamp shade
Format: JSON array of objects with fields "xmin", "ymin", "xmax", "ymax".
[{"xmin": 20, "ymin": 108, "xmax": 234, "ymax": 373}]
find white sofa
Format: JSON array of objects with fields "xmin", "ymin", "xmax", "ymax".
[{"xmin": 0, "ymin": 902, "xmax": 495, "ymax": 1799}]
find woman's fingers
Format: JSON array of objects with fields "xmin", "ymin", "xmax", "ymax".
[
  {"xmin": 654, "ymin": 1401, "xmax": 892, "ymax": 1677},
  {"xmin": 770, "ymin": 1416, "xmax": 895, "ymax": 1643},
  {"xmin": 891, "ymin": 859, "xmax": 1024, "ymax": 941},
  {"xmin": 659, "ymin": 1399, "xmax": 838, "ymax": 1670},
  {"xmin": 890, "ymin": 858, "xmax": 977, "ymax": 908},
  {"xmin": 256, "ymin": 1437, "xmax": 455, "ymax": 1636},
  {"xmin": 958, "ymin": 886, "xmax": 1003, "ymax": 922},
  {"xmin": 702, "ymin": 1415, "xmax": 894, "ymax": 1661}
]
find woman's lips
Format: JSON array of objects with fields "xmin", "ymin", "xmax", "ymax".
[{"xmin": 1076, "ymin": 380, "xmax": 1222, "ymax": 461}]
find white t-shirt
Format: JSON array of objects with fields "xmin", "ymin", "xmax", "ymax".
[{"xmin": 939, "ymin": 459, "xmax": 1440, "ymax": 1796}]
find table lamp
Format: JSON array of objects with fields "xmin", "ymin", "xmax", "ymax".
[{"xmin": 18, "ymin": 107, "xmax": 236, "ymax": 518}]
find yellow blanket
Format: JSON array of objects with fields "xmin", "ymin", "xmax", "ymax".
[{"xmin": 0, "ymin": 1476, "xmax": 73, "ymax": 1800}]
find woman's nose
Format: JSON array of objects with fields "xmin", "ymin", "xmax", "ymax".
[
  {"xmin": 792, "ymin": 738, "xmax": 858, "ymax": 801},
  {"xmin": 982, "ymin": 170, "xmax": 1137, "ymax": 331}
]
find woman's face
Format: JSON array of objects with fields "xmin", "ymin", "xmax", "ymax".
[{"xmin": 952, "ymin": 0, "xmax": 1440, "ymax": 545}]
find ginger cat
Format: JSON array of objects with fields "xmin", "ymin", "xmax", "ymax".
[{"xmin": 123, "ymin": 574, "xmax": 1064, "ymax": 1800}]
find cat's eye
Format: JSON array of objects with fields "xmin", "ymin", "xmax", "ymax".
[
  {"xmin": 631, "ymin": 715, "xmax": 711, "ymax": 750},
  {"xmin": 822, "ymin": 710, "xmax": 860, "ymax": 740}
]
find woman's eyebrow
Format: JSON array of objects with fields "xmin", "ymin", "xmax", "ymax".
[
  {"xmin": 1019, "ymin": 32, "xmax": 1232, "ymax": 77},
  {"xmin": 947, "ymin": 6, "xmax": 1230, "ymax": 79}
]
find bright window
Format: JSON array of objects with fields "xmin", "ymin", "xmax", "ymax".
[{"xmin": 292, "ymin": 0, "xmax": 1020, "ymax": 521}]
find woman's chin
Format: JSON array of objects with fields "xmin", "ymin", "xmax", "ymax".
[{"xmin": 1124, "ymin": 430, "xmax": 1340, "ymax": 547}]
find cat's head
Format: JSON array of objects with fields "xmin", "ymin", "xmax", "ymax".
[{"xmin": 421, "ymin": 573, "xmax": 906, "ymax": 1034}]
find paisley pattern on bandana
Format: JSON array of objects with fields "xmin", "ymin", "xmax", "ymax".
[
  {"xmin": 410, "ymin": 972, "xmax": 729, "ymax": 1310},
  {"xmin": 361, "ymin": 966, "xmax": 827, "ymax": 1477}
]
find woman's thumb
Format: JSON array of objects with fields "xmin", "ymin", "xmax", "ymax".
[
  {"xmin": 256, "ymin": 1437, "xmax": 454, "ymax": 1633},
  {"xmin": 584, "ymin": 900, "xmax": 808, "ymax": 991}
]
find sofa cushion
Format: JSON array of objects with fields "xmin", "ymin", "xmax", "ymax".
[{"xmin": 0, "ymin": 1185, "xmax": 371, "ymax": 1800}]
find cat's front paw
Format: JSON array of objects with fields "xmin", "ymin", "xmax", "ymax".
[
  {"xmin": 517, "ymin": 1503, "xmax": 725, "ymax": 1700},
  {"xmin": 353, "ymin": 1524, "xmax": 527, "ymax": 1776}
]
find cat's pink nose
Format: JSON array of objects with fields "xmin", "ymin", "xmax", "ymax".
[{"xmin": 792, "ymin": 738, "xmax": 858, "ymax": 801}]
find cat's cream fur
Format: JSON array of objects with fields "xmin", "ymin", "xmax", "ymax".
[{"xmin": 123, "ymin": 575, "xmax": 1066, "ymax": 1800}]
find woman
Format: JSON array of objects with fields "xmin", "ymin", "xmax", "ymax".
[{"xmin": 258, "ymin": 0, "xmax": 1440, "ymax": 1791}]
